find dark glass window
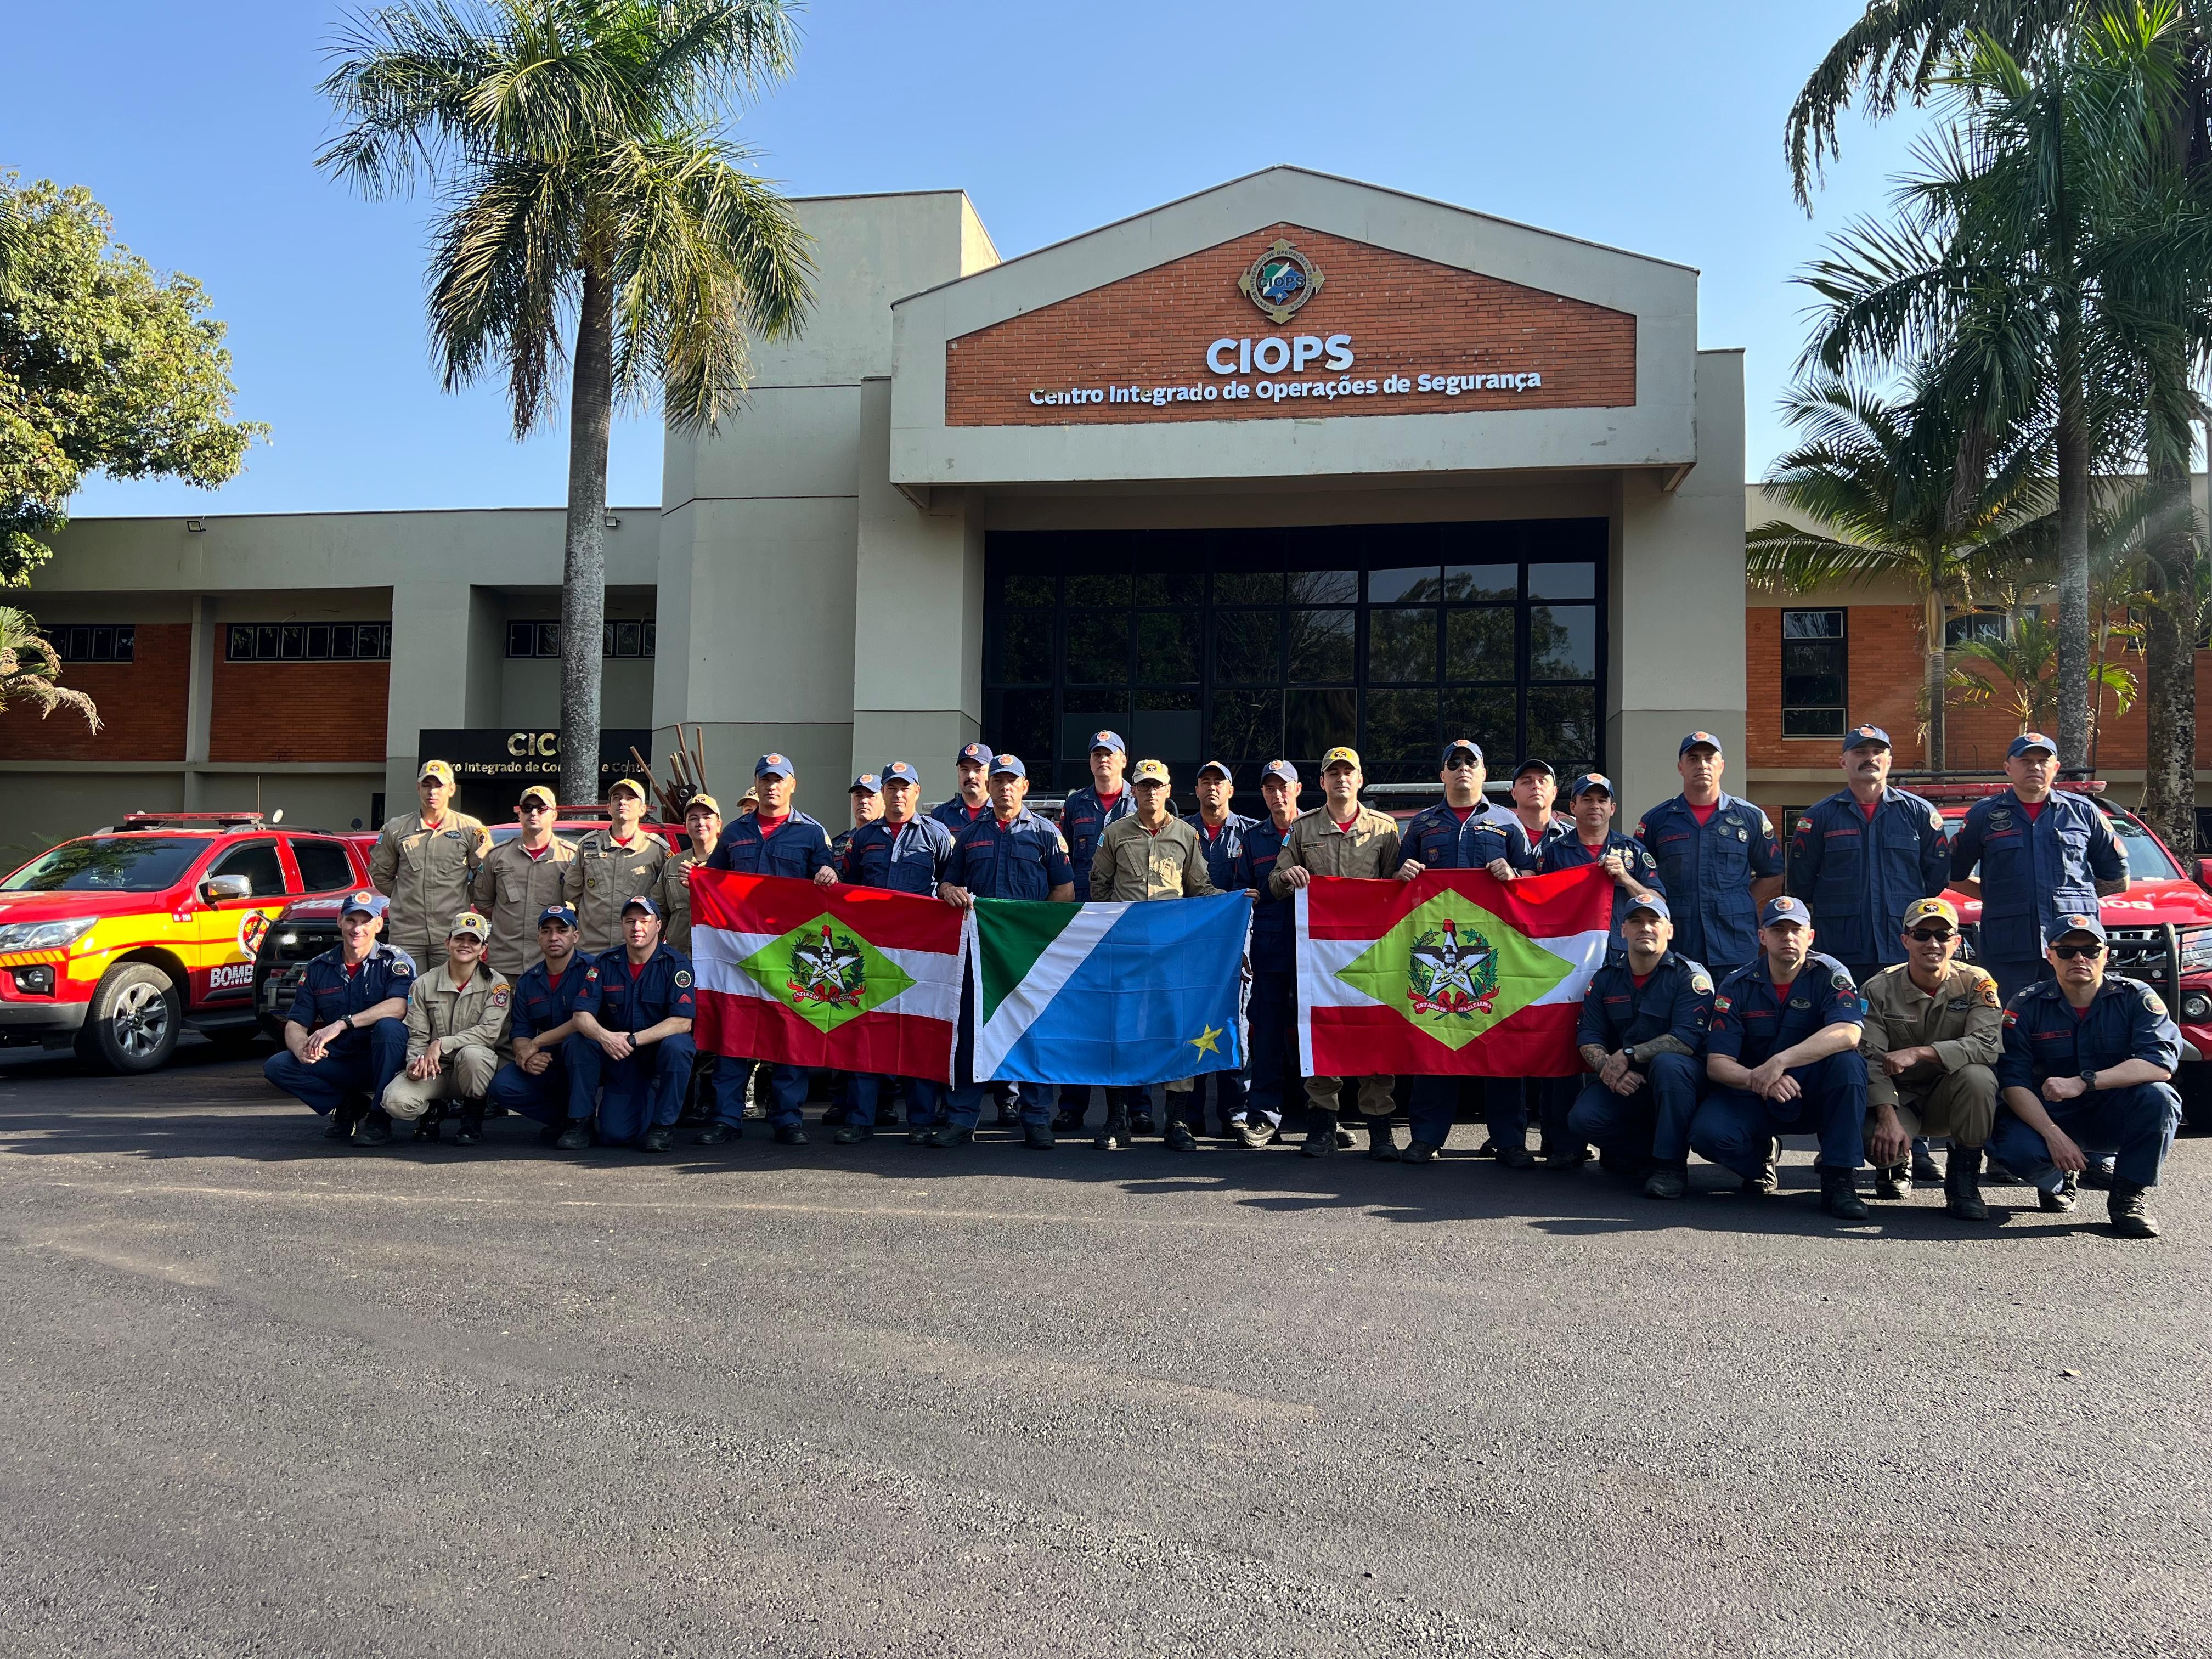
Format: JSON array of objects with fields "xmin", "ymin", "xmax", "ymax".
[
  {"xmin": 982, "ymin": 520, "xmax": 1605, "ymax": 790},
  {"xmin": 503, "ymin": 619, "xmax": 656, "ymax": 659},
  {"xmin": 228, "ymin": 621, "xmax": 388, "ymax": 661},
  {"xmin": 48, "ymin": 624, "xmax": 136, "ymax": 663},
  {"xmin": 1781, "ymin": 609, "xmax": 1848, "ymax": 737},
  {"xmin": 291, "ymin": 839, "xmax": 356, "ymax": 893},
  {"xmin": 206, "ymin": 840, "xmax": 286, "ymax": 898}
]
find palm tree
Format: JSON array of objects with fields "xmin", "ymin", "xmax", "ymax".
[
  {"xmin": 1749, "ymin": 374, "xmax": 2048, "ymax": 768},
  {"xmin": 1948, "ymin": 611, "xmax": 2137, "ymax": 736},
  {"xmin": 0, "ymin": 607, "xmax": 99, "ymax": 730},
  {"xmin": 319, "ymin": 0, "xmax": 815, "ymax": 805}
]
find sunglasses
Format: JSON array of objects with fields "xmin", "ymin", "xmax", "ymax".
[
  {"xmin": 2051, "ymin": 943, "xmax": 2104, "ymax": 960},
  {"xmin": 1443, "ymin": 757, "xmax": 1480, "ymax": 770},
  {"xmin": 520, "ymin": 803, "xmax": 551, "ymax": 813},
  {"xmin": 1906, "ymin": 928, "xmax": 1955, "ymax": 943}
]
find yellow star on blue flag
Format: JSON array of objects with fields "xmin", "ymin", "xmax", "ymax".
[{"xmin": 1188, "ymin": 1023, "xmax": 1224, "ymax": 1059}]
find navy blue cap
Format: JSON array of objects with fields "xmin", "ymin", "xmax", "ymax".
[
  {"xmin": 1441, "ymin": 738, "xmax": 1483, "ymax": 765},
  {"xmin": 988, "ymin": 752, "xmax": 1027, "ymax": 779},
  {"xmin": 1086, "ymin": 729, "xmax": 1126, "ymax": 756},
  {"xmin": 621, "ymin": 895, "xmax": 662, "ymax": 919},
  {"xmin": 340, "ymin": 890, "xmax": 388, "ymax": 919},
  {"xmin": 1568, "ymin": 772, "xmax": 1613, "ymax": 799},
  {"xmin": 956, "ymin": 742, "xmax": 992, "ymax": 768},
  {"xmin": 1842, "ymin": 724, "xmax": 1891, "ymax": 751},
  {"xmin": 2046, "ymin": 911, "xmax": 2108, "ymax": 945},
  {"xmin": 1512, "ymin": 757, "xmax": 1554, "ymax": 779},
  {"xmin": 1679, "ymin": 730, "xmax": 1723, "ymax": 757},
  {"xmin": 754, "ymin": 752, "xmax": 795, "ymax": 780},
  {"xmin": 2009, "ymin": 731, "xmax": 2057, "ymax": 758},
  {"xmin": 1622, "ymin": 890, "xmax": 1670, "ymax": 921},
  {"xmin": 1760, "ymin": 895, "xmax": 1812, "ymax": 928},
  {"xmin": 1261, "ymin": 760, "xmax": 1300, "ymax": 786},
  {"xmin": 882, "ymin": 761, "xmax": 921, "ymax": 786},
  {"xmin": 851, "ymin": 772, "xmax": 881, "ymax": 794},
  {"xmin": 1197, "ymin": 760, "xmax": 1233, "ymax": 780},
  {"xmin": 537, "ymin": 904, "xmax": 579, "ymax": 930}
]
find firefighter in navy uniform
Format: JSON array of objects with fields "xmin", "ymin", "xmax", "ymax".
[
  {"xmin": 1989, "ymin": 912, "xmax": 2182, "ymax": 1238},
  {"xmin": 1395, "ymin": 738, "xmax": 1539, "ymax": 1165},
  {"xmin": 698, "ymin": 753, "xmax": 833, "ymax": 1147},
  {"xmin": 930, "ymin": 742, "xmax": 996, "ymax": 834},
  {"xmin": 1693, "ymin": 896, "xmax": 1870, "ymax": 1221},
  {"xmin": 1182, "ymin": 759, "xmax": 1257, "ymax": 1137},
  {"xmin": 485, "ymin": 905, "xmax": 595, "ymax": 1138},
  {"xmin": 1052, "ymin": 729, "xmax": 1135, "ymax": 1132},
  {"xmin": 1948, "ymin": 732, "xmax": 2129, "ymax": 1005},
  {"xmin": 1634, "ymin": 732, "xmax": 1785, "ymax": 981},
  {"xmin": 263, "ymin": 890, "xmax": 415, "ymax": 1143},
  {"xmin": 562, "ymin": 896, "xmax": 697, "ymax": 1153},
  {"xmin": 1506, "ymin": 758, "xmax": 1575, "ymax": 867},
  {"xmin": 1786, "ymin": 725, "xmax": 1951, "ymax": 984},
  {"xmin": 824, "ymin": 761, "xmax": 957, "ymax": 1143},
  {"xmin": 820, "ymin": 772, "xmax": 885, "ymax": 1128},
  {"xmin": 1233, "ymin": 761, "xmax": 1304, "ymax": 1148},
  {"xmin": 935, "ymin": 753, "xmax": 1076, "ymax": 1149},
  {"xmin": 654, "ymin": 793, "xmax": 723, "ymax": 1124},
  {"xmin": 1565, "ymin": 893, "xmax": 1714, "ymax": 1195}
]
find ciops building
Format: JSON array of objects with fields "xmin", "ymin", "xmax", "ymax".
[{"xmin": 1, "ymin": 168, "xmax": 1747, "ymax": 846}]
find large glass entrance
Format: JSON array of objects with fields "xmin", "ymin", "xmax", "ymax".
[{"xmin": 982, "ymin": 518, "xmax": 1606, "ymax": 793}]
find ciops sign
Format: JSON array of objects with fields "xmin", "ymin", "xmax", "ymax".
[{"xmin": 417, "ymin": 728, "xmax": 652, "ymax": 795}]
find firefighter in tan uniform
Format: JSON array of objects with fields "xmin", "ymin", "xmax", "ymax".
[
  {"xmin": 470, "ymin": 783, "xmax": 577, "ymax": 976},
  {"xmin": 562, "ymin": 777, "xmax": 669, "ymax": 953},
  {"xmin": 379, "ymin": 911, "xmax": 513, "ymax": 1145},
  {"xmin": 368, "ymin": 759, "xmax": 492, "ymax": 966},
  {"xmin": 1858, "ymin": 896, "xmax": 2003, "ymax": 1221},
  {"xmin": 1088, "ymin": 759, "xmax": 1221, "ymax": 1151},
  {"xmin": 1269, "ymin": 746, "xmax": 1404, "ymax": 1159}
]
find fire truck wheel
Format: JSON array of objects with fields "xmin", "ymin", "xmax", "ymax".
[{"xmin": 74, "ymin": 963, "xmax": 183, "ymax": 1075}]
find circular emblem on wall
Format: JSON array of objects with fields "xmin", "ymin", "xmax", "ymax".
[{"xmin": 1238, "ymin": 238, "xmax": 1323, "ymax": 324}]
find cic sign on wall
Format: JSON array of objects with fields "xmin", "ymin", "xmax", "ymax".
[{"xmin": 943, "ymin": 224, "xmax": 1637, "ymax": 427}]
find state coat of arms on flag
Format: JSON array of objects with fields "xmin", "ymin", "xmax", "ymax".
[{"xmin": 1296, "ymin": 865, "xmax": 1613, "ymax": 1076}]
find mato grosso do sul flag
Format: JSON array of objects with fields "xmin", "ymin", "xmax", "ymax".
[
  {"xmin": 689, "ymin": 869, "xmax": 964, "ymax": 1082},
  {"xmin": 966, "ymin": 892, "xmax": 1254, "ymax": 1087},
  {"xmin": 1296, "ymin": 865, "xmax": 1612, "ymax": 1076}
]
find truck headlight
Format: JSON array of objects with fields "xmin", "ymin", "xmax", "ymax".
[
  {"xmin": 2181, "ymin": 928, "xmax": 2212, "ymax": 974},
  {"xmin": 0, "ymin": 916, "xmax": 97, "ymax": 952}
]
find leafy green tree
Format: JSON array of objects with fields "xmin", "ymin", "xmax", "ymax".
[
  {"xmin": 0, "ymin": 177, "xmax": 264, "ymax": 585},
  {"xmin": 0, "ymin": 606, "xmax": 98, "ymax": 730},
  {"xmin": 1750, "ymin": 373, "xmax": 2049, "ymax": 768},
  {"xmin": 1948, "ymin": 610, "xmax": 2137, "ymax": 738},
  {"xmin": 319, "ymin": 0, "xmax": 816, "ymax": 806}
]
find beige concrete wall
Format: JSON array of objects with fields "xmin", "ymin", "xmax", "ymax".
[{"xmin": 1607, "ymin": 349, "xmax": 1748, "ymax": 819}]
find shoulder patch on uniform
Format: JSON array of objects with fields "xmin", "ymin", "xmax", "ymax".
[
  {"xmin": 1712, "ymin": 994, "xmax": 1731, "ymax": 1014},
  {"xmin": 674, "ymin": 969, "xmax": 692, "ymax": 989},
  {"xmin": 1758, "ymin": 812, "xmax": 1774, "ymax": 832},
  {"xmin": 1977, "ymin": 979, "xmax": 2000, "ymax": 1008},
  {"xmin": 2002, "ymin": 1006, "xmax": 2019, "ymax": 1026},
  {"xmin": 1928, "ymin": 808, "xmax": 1945, "ymax": 832},
  {"xmin": 584, "ymin": 966, "xmax": 600, "ymax": 983},
  {"xmin": 1830, "ymin": 970, "xmax": 1854, "ymax": 991},
  {"xmin": 1056, "ymin": 833, "xmax": 1070, "ymax": 853},
  {"xmin": 2141, "ymin": 985, "xmax": 2168, "ymax": 1017},
  {"xmin": 1690, "ymin": 971, "xmax": 1713, "ymax": 995},
  {"xmin": 490, "ymin": 985, "xmax": 510, "ymax": 1007}
]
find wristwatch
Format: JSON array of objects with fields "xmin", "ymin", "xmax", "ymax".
[{"xmin": 2080, "ymin": 1068, "xmax": 2098, "ymax": 1091}]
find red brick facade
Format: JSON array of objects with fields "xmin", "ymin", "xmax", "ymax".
[
  {"xmin": 944, "ymin": 223, "xmax": 1637, "ymax": 427},
  {"xmin": 210, "ymin": 658, "xmax": 388, "ymax": 763},
  {"xmin": 0, "ymin": 622, "xmax": 190, "ymax": 761}
]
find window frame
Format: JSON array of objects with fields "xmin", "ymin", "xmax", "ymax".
[{"xmin": 1780, "ymin": 608, "xmax": 1849, "ymax": 740}]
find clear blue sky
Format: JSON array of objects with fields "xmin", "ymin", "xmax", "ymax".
[{"xmin": 7, "ymin": 2, "xmax": 1931, "ymax": 519}]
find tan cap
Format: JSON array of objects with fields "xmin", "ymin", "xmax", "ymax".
[
  {"xmin": 417, "ymin": 760, "xmax": 455, "ymax": 786},
  {"xmin": 607, "ymin": 777, "xmax": 646, "ymax": 801},
  {"xmin": 449, "ymin": 910, "xmax": 491, "ymax": 941},
  {"xmin": 1321, "ymin": 746, "xmax": 1361, "ymax": 771},
  {"xmin": 685, "ymin": 793, "xmax": 721, "ymax": 816},
  {"xmin": 1132, "ymin": 758, "xmax": 1171, "ymax": 785},
  {"xmin": 517, "ymin": 784, "xmax": 556, "ymax": 810},
  {"xmin": 1903, "ymin": 897, "xmax": 1960, "ymax": 930}
]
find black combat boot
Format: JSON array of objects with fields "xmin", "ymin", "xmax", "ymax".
[
  {"xmin": 1300, "ymin": 1108, "xmax": 1339, "ymax": 1158},
  {"xmin": 454, "ymin": 1101, "xmax": 485, "ymax": 1146},
  {"xmin": 832, "ymin": 1122, "xmax": 873, "ymax": 1145},
  {"xmin": 641, "ymin": 1125, "xmax": 674, "ymax": 1153},
  {"xmin": 2107, "ymin": 1180, "xmax": 2160, "ymax": 1239},
  {"xmin": 1365, "ymin": 1115, "xmax": 1401, "ymax": 1161},
  {"xmin": 324, "ymin": 1099, "xmax": 362, "ymax": 1141},
  {"xmin": 1818, "ymin": 1164, "xmax": 1870, "ymax": 1221},
  {"xmin": 354, "ymin": 1108, "xmax": 393, "ymax": 1147},
  {"xmin": 413, "ymin": 1103, "xmax": 444, "ymax": 1143},
  {"xmin": 773, "ymin": 1124, "xmax": 810, "ymax": 1147},
  {"xmin": 1944, "ymin": 1146, "xmax": 1990, "ymax": 1222},
  {"xmin": 2039, "ymin": 1170, "xmax": 2080, "ymax": 1213},
  {"xmin": 554, "ymin": 1118, "xmax": 592, "ymax": 1150},
  {"xmin": 1643, "ymin": 1160, "xmax": 1688, "ymax": 1200},
  {"xmin": 1023, "ymin": 1122, "xmax": 1056, "ymax": 1151},
  {"xmin": 1494, "ymin": 1137, "xmax": 1537, "ymax": 1170},
  {"xmin": 1094, "ymin": 1109, "xmax": 1132, "ymax": 1151},
  {"xmin": 1872, "ymin": 1162, "xmax": 1909, "ymax": 1200},
  {"xmin": 1163, "ymin": 1102, "xmax": 1198, "ymax": 1151},
  {"xmin": 1911, "ymin": 1138, "xmax": 1943, "ymax": 1184}
]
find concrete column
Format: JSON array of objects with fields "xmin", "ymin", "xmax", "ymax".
[
  {"xmin": 848, "ymin": 376, "xmax": 984, "ymax": 781},
  {"xmin": 181, "ymin": 595, "xmax": 216, "ymax": 810},
  {"xmin": 385, "ymin": 580, "xmax": 478, "ymax": 809},
  {"xmin": 1608, "ymin": 349, "xmax": 1748, "ymax": 820}
]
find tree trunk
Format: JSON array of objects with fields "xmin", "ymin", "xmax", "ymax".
[
  {"xmin": 558, "ymin": 260, "xmax": 615, "ymax": 810},
  {"xmin": 2139, "ymin": 447, "xmax": 2197, "ymax": 860},
  {"xmin": 2053, "ymin": 314, "xmax": 2092, "ymax": 772},
  {"xmin": 1923, "ymin": 588, "xmax": 1946, "ymax": 771}
]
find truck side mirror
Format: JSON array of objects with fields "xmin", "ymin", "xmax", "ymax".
[{"xmin": 201, "ymin": 874, "xmax": 253, "ymax": 902}]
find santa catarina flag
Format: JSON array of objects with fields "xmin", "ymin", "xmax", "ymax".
[
  {"xmin": 1296, "ymin": 865, "xmax": 1612, "ymax": 1077},
  {"xmin": 966, "ymin": 893, "xmax": 1253, "ymax": 1087},
  {"xmin": 689, "ymin": 869, "xmax": 964, "ymax": 1082}
]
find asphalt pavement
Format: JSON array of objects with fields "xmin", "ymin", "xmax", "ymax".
[{"xmin": 2, "ymin": 1046, "xmax": 2208, "ymax": 1658}]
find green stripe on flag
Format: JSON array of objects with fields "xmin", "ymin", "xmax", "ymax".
[{"xmin": 974, "ymin": 898, "xmax": 1086, "ymax": 1024}]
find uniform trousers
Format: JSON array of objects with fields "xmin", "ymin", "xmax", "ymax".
[
  {"xmin": 1568, "ymin": 1051, "xmax": 1705, "ymax": 1164},
  {"xmin": 1406, "ymin": 1075, "xmax": 1521, "ymax": 1150},
  {"xmin": 945, "ymin": 1080, "xmax": 1052, "ymax": 1131},
  {"xmin": 263, "ymin": 1020, "xmax": 408, "ymax": 1116},
  {"xmin": 564, "ymin": 1031, "xmax": 697, "ymax": 1144},
  {"xmin": 380, "ymin": 1045, "xmax": 502, "ymax": 1120},
  {"xmin": 486, "ymin": 1055, "xmax": 575, "ymax": 1124},
  {"xmin": 851, "ymin": 1074, "xmax": 947, "ymax": 1129},
  {"xmin": 1239, "ymin": 967, "xmax": 1296, "ymax": 1128},
  {"xmin": 1180, "ymin": 1069, "xmax": 1246, "ymax": 1131},
  {"xmin": 1987, "ymin": 1082, "xmax": 2181, "ymax": 1192},
  {"xmin": 1871, "ymin": 1063, "xmax": 1997, "ymax": 1150},
  {"xmin": 1690, "ymin": 1049, "xmax": 1868, "ymax": 1177},
  {"xmin": 1307, "ymin": 1074, "xmax": 1397, "ymax": 1120},
  {"xmin": 714, "ymin": 1059, "xmax": 809, "ymax": 1130}
]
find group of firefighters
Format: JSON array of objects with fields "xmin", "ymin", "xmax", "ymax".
[{"xmin": 261, "ymin": 723, "xmax": 2183, "ymax": 1239}]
